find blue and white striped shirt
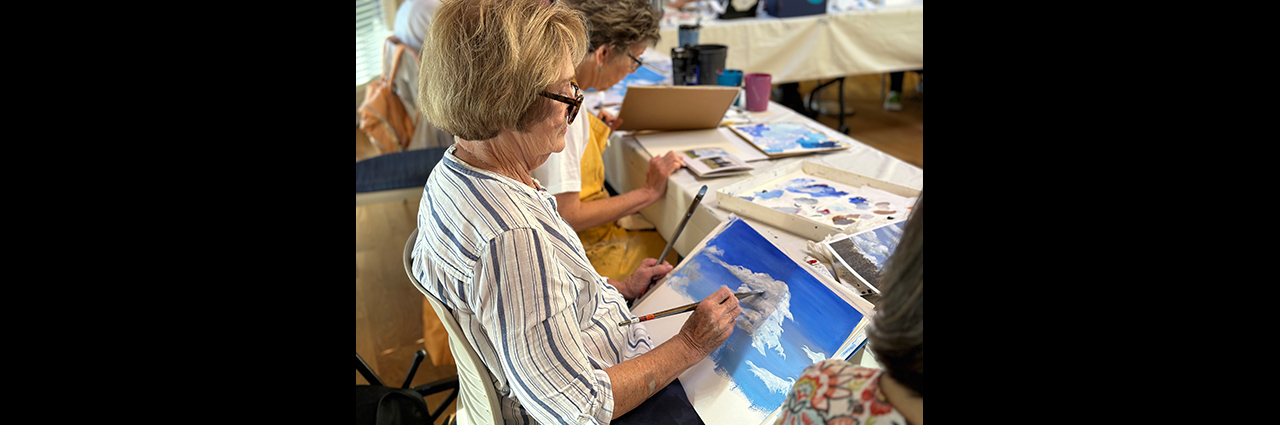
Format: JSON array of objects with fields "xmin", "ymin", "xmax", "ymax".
[{"xmin": 412, "ymin": 146, "xmax": 654, "ymax": 424}]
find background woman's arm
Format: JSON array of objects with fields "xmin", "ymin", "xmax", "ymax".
[
  {"xmin": 555, "ymin": 151, "xmax": 684, "ymax": 232},
  {"xmin": 555, "ymin": 189, "xmax": 657, "ymax": 231}
]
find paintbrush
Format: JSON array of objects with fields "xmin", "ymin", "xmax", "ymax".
[
  {"xmin": 630, "ymin": 185, "xmax": 708, "ymax": 307},
  {"xmin": 618, "ymin": 290, "xmax": 763, "ymax": 327}
]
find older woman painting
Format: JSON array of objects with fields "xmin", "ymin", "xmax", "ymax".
[
  {"xmin": 531, "ymin": 0, "xmax": 687, "ymax": 283},
  {"xmin": 410, "ymin": 0, "xmax": 741, "ymax": 423}
]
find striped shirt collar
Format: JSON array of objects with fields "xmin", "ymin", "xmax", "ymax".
[{"xmin": 444, "ymin": 144, "xmax": 549, "ymax": 194}]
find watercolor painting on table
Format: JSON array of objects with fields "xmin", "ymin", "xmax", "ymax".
[
  {"xmin": 591, "ymin": 64, "xmax": 668, "ymax": 108},
  {"xmin": 630, "ymin": 217, "xmax": 867, "ymax": 425},
  {"xmin": 728, "ymin": 122, "xmax": 851, "ymax": 157}
]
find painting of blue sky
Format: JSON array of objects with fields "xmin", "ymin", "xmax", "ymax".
[
  {"xmin": 661, "ymin": 218, "xmax": 864, "ymax": 415},
  {"xmin": 729, "ymin": 122, "xmax": 849, "ymax": 155}
]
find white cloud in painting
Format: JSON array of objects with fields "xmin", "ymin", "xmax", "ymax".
[
  {"xmin": 745, "ymin": 360, "xmax": 795, "ymax": 394},
  {"xmin": 665, "ymin": 260, "xmax": 701, "ymax": 293},
  {"xmin": 801, "ymin": 345, "xmax": 827, "ymax": 364},
  {"xmin": 704, "ymin": 253, "xmax": 793, "ymax": 359}
]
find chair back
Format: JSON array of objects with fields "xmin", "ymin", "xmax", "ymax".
[{"xmin": 404, "ymin": 229, "xmax": 503, "ymax": 425}]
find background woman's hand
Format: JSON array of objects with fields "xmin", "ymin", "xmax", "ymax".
[
  {"xmin": 599, "ymin": 110, "xmax": 624, "ymax": 132},
  {"xmin": 676, "ymin": 286, "xmax": 740, "ymax": 357},
  {"xmin": 621, "ymin": 258, "xmax": 673, "ymax": 300},
  {"xmin": 643, "ymin": 151, "xmax": 686, "ymax": 202}
]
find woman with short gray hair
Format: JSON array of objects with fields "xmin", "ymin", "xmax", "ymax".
[
  {"xmin": 411, "ymin": 0, "xmax": 741, "ymax": 423},
  {"xmin": 776, "ymin": 192, "xmax": 924, "ymax": 425}
]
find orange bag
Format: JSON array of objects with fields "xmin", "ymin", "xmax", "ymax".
[{"xmin": 358, "ymin": 38, "xmax": 416, "ymax": 155}]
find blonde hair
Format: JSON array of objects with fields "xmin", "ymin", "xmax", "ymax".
[{"xmin": 418, "ymin": 0, "xmax": 588, "ymax": 141}]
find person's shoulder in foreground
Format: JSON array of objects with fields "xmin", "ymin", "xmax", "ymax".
[{"xmin": 776, "ymin": 359, "xmax": 909, "ymax": 425}]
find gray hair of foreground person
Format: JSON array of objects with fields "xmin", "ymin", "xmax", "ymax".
[
  {"xmin": 866, "ymin": 190, "xmax": 924, "ymax": 398},
  {"xmin": 416, "ymin": 0, "xmax": 589, "ymax": 141}
]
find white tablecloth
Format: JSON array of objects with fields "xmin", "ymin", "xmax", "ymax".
[
  {"xmin": 652, "ymin": 3, "xmax": 924, "ymax": 84},
  {"xmin": 602, "ymin": 100, "xmax": 924, "ymax": 261}
]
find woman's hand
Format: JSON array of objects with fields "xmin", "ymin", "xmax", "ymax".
[
  {"xmin": 598, "ymin": 110, "xmax": 624, "ymax": 132},
  {"xmin": 642, "ymin": 151, "xmax": 686, "ymax": 202},
  {"xmin": 619, "ymin": 258, "xmax": 673, "ymax": 300},
  {"xmin": 676, "ymin": 286, "xmax": 740, "ymax": 356}
]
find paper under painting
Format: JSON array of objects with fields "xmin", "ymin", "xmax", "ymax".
[
  {"xmin": 631, "ymin": 217, "xmax": 865, "ymax": 424},
  {"xmin": 729, "ymin": 122, "xmax": 850, "ymax": 156}
]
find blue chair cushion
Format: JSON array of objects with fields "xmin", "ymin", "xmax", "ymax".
[{"xmin": 356, "ymin": 148, "xmax": 449, "ymax": 193}]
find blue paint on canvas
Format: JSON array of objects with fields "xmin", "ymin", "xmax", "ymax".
[
  {"xmin": 661, "ymin": 218, "xmax": 863, "ymax": 414},
  {"xmin": 733, "ymin": 123, "xmax": 842, "ymax": 153}
]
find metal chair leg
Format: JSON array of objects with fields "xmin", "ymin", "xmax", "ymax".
[
  {"xmin": 805, "ymin": 77, "xmax": 853, "ymax": 134},
  {"xmin": 356, "ymin": 352, "xmax": 384, "ymax": 387},
  {"xmin": 401, "ymin": 349, "xmax": 427, "ymax": 389}
]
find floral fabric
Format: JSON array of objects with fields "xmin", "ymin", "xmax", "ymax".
[{"xmin": 776, "ymin": 360, "xmax": 908, "ymax": 425}]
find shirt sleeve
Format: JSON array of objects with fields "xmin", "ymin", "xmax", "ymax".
[
  {"xmin": 475, "ymin": 226, "xmax": 614, "ymax": 424},
  {"xmin": 392, "ymin": 0, "xmax": 441, "ymax": 53}
]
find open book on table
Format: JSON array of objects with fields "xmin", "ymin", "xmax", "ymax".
[{"xmin": 681, "ymin": 147, "xmax": 753, "ymax": 178}]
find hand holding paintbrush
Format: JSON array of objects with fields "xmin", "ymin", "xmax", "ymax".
[
  {"xmin": 620, "ymin": 290, "xmax": 762, "ymax": 326},
  {"xmin": 622, "ymin": 286, "xmax": 748, "ymax": 358}
]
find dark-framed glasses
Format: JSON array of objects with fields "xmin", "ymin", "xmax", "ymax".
[
  {"xmin": 625, "ymin": 50, "xmax": 644, "ymax": 72},
  {"xmin": 539, "ymin": 81, "xmax": 583, "ymax": 125}
]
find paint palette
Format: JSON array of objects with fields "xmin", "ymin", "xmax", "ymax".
[{"xmin": 717, "ymin": 161, "xmax": 921, "ymax": 241}]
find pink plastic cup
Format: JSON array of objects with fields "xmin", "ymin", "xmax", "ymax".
[{"xmin": 744, "ymin": 73, "xmax": 772, "ymax": 112}]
